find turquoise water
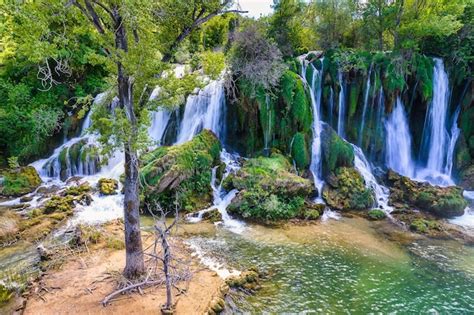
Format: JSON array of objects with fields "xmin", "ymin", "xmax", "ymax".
[{"xmin": 189, "ymin": 221, "xmax": 474, "ymax": 314}]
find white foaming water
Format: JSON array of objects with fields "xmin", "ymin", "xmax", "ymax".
[
  {"xmin": 337, "ymin": 70, "xmax": 346, "ymax": 138},
  {"xmin": 385, "ymin": 97, "xmax": 415, "ymax": 177},
  {"xmin": 352, "ymin": 145, "xmax": 393, "ymax": 213},
  {"xmin": 187, "ymin": 150, "xmax": 246, "ymax": 234},
  {"xmin": 301, "ymin": 58, "xmax": 325, "ymax": 196},
  {"xmin": 450, "ymin": 191, "xmax": 474, "ymax": 231},
  {"xmin": 175, "ymin": 80, "xmax": 225, "ymax": 144},
  {"xmin": 186, "ymin": 239, "xmax": 240, "ymax": 278},
  {"xmin": 321, "ymin": 209, "xmax": 341, "ymax": 222},
  {"xmin": 445, "ymin": 106, "xmax": 461, "ymax": 176}
]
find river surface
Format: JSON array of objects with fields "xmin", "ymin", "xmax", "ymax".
[{"xmin": 186, "ymin": 217, "xmax": 474, "ymax": 314}]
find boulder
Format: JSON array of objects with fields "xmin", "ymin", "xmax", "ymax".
[
  {"xmin": 140, "ymin": 130, "xmax": 221, "ymax": 213},
  {"xmin": 367, "ymin": 209, "xmax": 387, "ymax": 220},
  {"xmin": 322, "ymin": 167, "xmax": 375, "ymax": 211},
  {"xmin": 224, "ymin": 153, "xmax": 313, "ymax": 221},
  {"xmin": 387, "ymin": 170, "xmax": 467, "ymax": 218},
  {"xmin": 0, "ymin": 166, "xmax": 41, "ymax": 197},
  {"xmin": 97, "ymin": 178, "xmax": 118, "ymax": 195}
]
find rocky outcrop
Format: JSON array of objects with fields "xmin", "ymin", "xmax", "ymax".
[
  {"xmin": 0, "ymin": 166, "xmax": 41, "ymax": 197},
  {"xmin": 224, "ymin": 153, "xmax": 314, "ymax": 221},
  {"xmin": 322, "ymin": 167, "xmax": 374, "ymax": 211},
  {"xmin": 320, "ymin": 125, "xmax": 355, "ymax": 175},
  {"xmin": 458, "ymin": 165, "xmax": 474, "ymax": 190},
  {"xmin": 97, "ymin": 178, "xmax": 118, "ymax": 195},
  {"xmin": 140, "ymin": 130, "xmax": 222, "ymax": 213},
  {"xmin": 387, "ymin": 170, "xmax": 467, "ymax": 218}
]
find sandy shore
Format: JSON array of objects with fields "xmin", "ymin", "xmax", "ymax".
[{"xmin": 23, "ymin": 222, "xmax": 223, "ymax": 315}]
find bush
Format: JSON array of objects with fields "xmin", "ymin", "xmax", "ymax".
[{"xmin": 367, "ymin": 209, "xmax": 386, "ymax": 220}]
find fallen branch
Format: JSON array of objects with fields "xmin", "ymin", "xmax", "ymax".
[{"xmin": 102, "ymin": 279, "xmax": 164, "ymax": 306}]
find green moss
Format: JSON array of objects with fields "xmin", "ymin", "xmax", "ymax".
[
  {"xmin": 348, "ymin": 83, "xmax": 360, "ymax": 118},
  {"xmin": 321, "ymin": 127, "xmax": 354, "ymax": 173},
  {"xmin": 367, "ymin": 209, "xmax": 386, "ymax": 220},
  {"xmin": 225, "ymin": 153, "xmax": 313, "ymax": 221},
  {"xmin": 65, "ymin": 183, "xmax": 91, "ymax": 196},
  {"xmin": 323, "ymin": 167, "xmax": 374, "ymax": 211},
  {"xmin": 0, "ymin": 166, "xmax": 41, "ymax": 197},
  {"xmin": 140, "ymin": 130, "xmax": 221, "ymax": 213},
  {"xmin": 0, "ymin": 284, "xmax": 13, "ymax": 305},
  {"xmin": 97, "ymin": 178, "xmax": 118, "ymax": 195},
  {"xmin": 291, "ymin": 133, "xmax": 310, "ymax": 170},
  {"xmin": 410, "ymin": 219, "xmax": 441, "ymax": 234},
  {"xmin": 43, "ymin": 196, "xmax": 75, "ymax": 214},
  {"xmin": 106, "ymin": 237, "xmax": 125, "ymax": 250}
]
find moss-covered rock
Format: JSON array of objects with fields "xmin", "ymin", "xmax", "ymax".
[
  {"xmin": 140, "ymin": 130, "xmax": 222, "ymax": 213},
  {"xmin": 410, "ymin": 219, "xmax": 442, "ymax": 234},
  {"xmin": 224, "ymin": 153, "xmax": 313, "ymax": 221},
  {"xmin": 97, "ymin": 178, "xmax": 118, "ymax": 195},
  {"xmin": 291, "ymin": 132, "xmax": 310, "ymax": 170},
  {"xmin": 202, "ymin": 209, "xmax": 223, "ymax": 223},
  {"xmin": 320, "ymin": 125, "xmax": 354, "ymax": 174},
  {"xmin": 387, "ymin": 170, "xmax": 467, "ymax": 218},
  {"xmin": 65, "ymin": 183, "xmax": 91, "ymax": 196},
  {"xmin": 367, "ymin": 209, "xmax": 387, "ymax": 220},
  {"xmin": 0, "ymin": 166, "xmax": 41, "ymax": 197},
  {"xmin": 322, "ymin": 167, "xmax": 375, "ymax": 211},
  {"xmin": 42, "ymin": 196, "xmax": 75, "ymax": 214}
]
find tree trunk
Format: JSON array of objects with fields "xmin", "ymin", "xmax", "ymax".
[
  {"xmin": 114, "ymin": 7, "xmax": 145, "ymax": 279},
  {"xmin": 162, "ymin": 235, "xmax": 172, "ymax": 310}
]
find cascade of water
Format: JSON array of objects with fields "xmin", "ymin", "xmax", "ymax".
[
  {"xmin": 358, "ymin": 65, "xmax": 373, "ymax": 146},
  {"xmin": 420, "ymin": 58, "xmax": 450, "ymax": 173},
  {"xmin": 384, "ymin": 97, "xmax": 415, "ymax": 177},
  {"xmin": 187, "ymin": 150, "xmax": 245, "ymax": 234},
  {"xmin": 352, "ymin": 145, "xmax": 393, "ymax": 213},
  {"xmin": 337, "ymin": 70, "xmax": 346, "ymax": 138},
  {"xmin": 301, "ymin": 59, "xmax": 325, "ymax": 197},
  {"xmin": 147, "ymin": 86, "xmax": 171, "ymax": 145},
  {"xmin": 175, "ymin": 80, "xmax": 226, "ymax": 144},
  {"xmin": 445, "ymin": 106, "xmax": 461, "ymax": 176}
]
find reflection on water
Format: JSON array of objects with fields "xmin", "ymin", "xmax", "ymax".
[{"xmin": 189, "ymin": 218, "xmax": 474, "ymax": 314}]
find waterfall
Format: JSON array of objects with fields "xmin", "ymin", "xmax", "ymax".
[
  {"xmin": 337, "ymin": 70, "xmax": 346, "ymax": 138},
  {"xmin": 358, "ymin": 65, "xmax": 373, "ymax": 146},
  {"xmin": 445, "ymin": 106, "xmax": 461, "ymax": 176},
  {"xmin": 148, "ymin": 87, "xmax": 171, "ymax": 145},
  {"xmin": 175, "ymin": 80, "xmax": 226, "ymax": 144},
  {"xmin": 302, "ymin": 59, "xmax": 325, "ymax": 197},
  {"xmin": 187, "ymin": 150, "xmax": 245, "ymax": 234},
  {"xmin": 353, "ymin": 145, "xmax": 392, "ymax": 213},
  {"xmin": 421, "ymin": 58, "xmax": 449, "ymax": 183},
  {"xmin": 384, "ymin": 97, "xmax": 415, "ymax": 177}
]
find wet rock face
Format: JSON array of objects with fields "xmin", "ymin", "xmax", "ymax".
[
  {"xmin": 458, "ymin": 165, "xmax": 474, "ymax": 190},
  {"xmin": 140, "ymin": 130, "xmax": 222, "ymax": 213},
  {"xmin": 387, "ymin": 170, "xmax": 467, "ymax": 218},
  {"xmin": 322, "ymin": 167, "xmax": 374, "ymax": 211},
  {"xmin": 0, "ymin": 166, "xmax": 41, "ymax": 197}
]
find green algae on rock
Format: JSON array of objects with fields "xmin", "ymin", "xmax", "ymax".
[
  {"xmin": 387, "ymin": 170, "xmax": 467, "ymax": 218},
  {"xmin": 140, "ymin": 130, "xmax": 221, "ymax": 213},
  {"xmin": 0, "ymin": 166, "xmax": 41, "ymax": 197}
]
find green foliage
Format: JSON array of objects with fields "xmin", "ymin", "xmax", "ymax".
[
  {"xmin": 200, "ymin": 51, "xmax": 226, "ymax": 80},
  {"xmin": 410, "ymin": 219, "xmax": 441, "ymax": 234},
  {"xmin": 7, "ymin": 156, "xmax": 19, "ymax": 169}
]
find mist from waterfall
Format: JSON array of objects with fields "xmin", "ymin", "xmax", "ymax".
[{"xmin": 385, "ymin": 97, "xmax": 415, "ymax": 177}]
